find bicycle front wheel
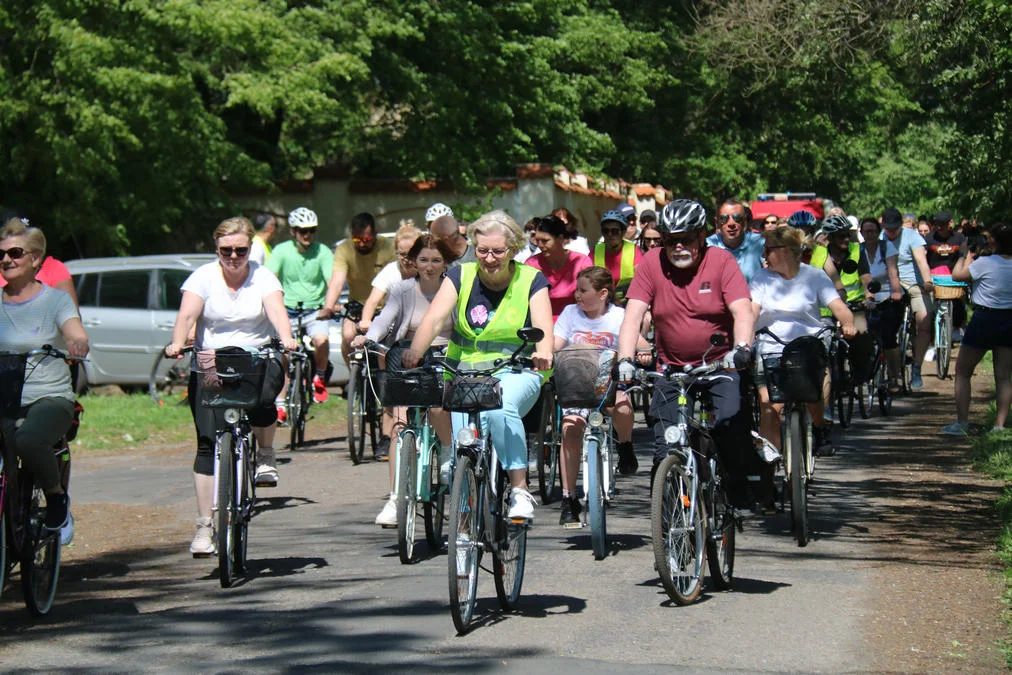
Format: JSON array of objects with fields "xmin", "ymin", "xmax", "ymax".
[
  {"xmin": 493, "ymin": 470, "xmax": 527, "ymax": 610},
  {"xmin": 0, "ymin": 500, "xmax": 6, "ymax": 597},
  {"xmin": 705, "ymin": 469, "xmax": 736, "ymax": 590},
  {"xmin": 651, "ymin": 454, "xmax": 705, "ymax": 605},
  {"xmin": 586, "ymin": 437, "xmax": 607, "ymax": 560},
  {"xmin": 447, "ymin": 455, "xmax": 480, "ymax": 634},
  {"xmin": 149, "ymin": 349, "xmax": 192, "ymax": 406},
  {"xmin": 876, "ymin": 361, "xmax": 893, "ymax": 416},
  {"xmin": 233, "ymin": 436, "xmax": 254, "ymax": 576},
  {"xmin": 397, "ymin": 432, "xmax": 419, "ymax": 564},
  {"xmin": 533, "ymin": 395, "xmax": 559, "ymax": 504},
  {"xmin": 898, "ymin": 310, "xmax": 914, "ymax": 393},
  {"xmin": 22, "ymin": 488, "xmax": 61, "ymax": 616},
  {"xmin": 288, "ymin": 359, "xmax": 304, "ymax": 451},
  {"xmin": 936, "ymin": 302, "xmax": 953, "ymax": 379},
  {"xmin": 786, "ymin": 409, "xmax": 809, "ymax": 547},
  {"xmin": 347, "ymin": 364, "xmax": 367, "ymax": 465},
  {"xmin": 423, "ymin": 439, "xmax": 446, "ymax": 549},
  {"xmin": 216, "ymin": 434, "xmax": 238, "ymax": 588}
]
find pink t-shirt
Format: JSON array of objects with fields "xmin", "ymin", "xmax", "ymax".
[
  {"xmin": 0, "ymin": 256, "xmax": 72, "ymax": 288},
  {"xmin": 525, "ymin": 250, "xmax": 593, "ymax": 319},
  {"xmin": 625, "ymin": 246, "xmax": 750, "ymax": 367}
]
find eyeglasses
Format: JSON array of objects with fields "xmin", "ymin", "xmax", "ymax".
[
  {"xmin": 0, "ymin": 247, "xmax": 27, "ymax": 261},
  {"xmin": 218, "ymin": 246, "xmax": 250, "ymax": 258},
  {"xmin": 292, "ymin": 227, "xmax": 315, "ymax": 235},
  {"xmin": 664, "ymin": 234, "xmax": 698, "ymax": 248},
  {"xmin": 601, "ymin": 228, "xmax": 623, "ymax": 236},
  {"xmin": 641, "ymin": 236, "xmax": 663, "ymax": 247},
  {"xmin": 763, "ymin": 245, "xmax": 785, "ymax": 256},
  {"xmin": 764, "ymin": 218, "xmax": 778, "ymax": 225},
  {"xmin": 475, "ymin": 247, "xmax": 509, "ymax": 259},
  {"xmin": 352, "ymin": 235, "xmax": 375, "ymax": 245},
  {"xmin": 716, "ymin": 213, "xmax": 746, "ymax": 225}
]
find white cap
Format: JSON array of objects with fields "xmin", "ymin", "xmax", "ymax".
[{"xmin": 847, "ymin": 215, "xmax": 859, "ymax": 230}]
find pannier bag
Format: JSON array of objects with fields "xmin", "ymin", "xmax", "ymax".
[
  {"xmin": 763, "ymin": 336, "xmax": 827, "ymax": 403},
  {"xmin": 553, "ymin": 346, "xmax": 617, "ymax": 408}
]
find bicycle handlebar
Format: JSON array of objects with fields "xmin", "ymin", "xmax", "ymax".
[{"xmin": 754, "ymin": 325, "xmax": 832, "ymax": 347}]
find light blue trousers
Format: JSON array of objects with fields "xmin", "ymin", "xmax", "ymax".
[{"xmin": 451, "ymin": 370, "xmax": 542, "ymax": 471}]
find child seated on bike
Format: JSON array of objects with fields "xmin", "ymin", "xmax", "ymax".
[{"xmin": 553, "ymin": 267, "xmax": 650, "ymax": 526}]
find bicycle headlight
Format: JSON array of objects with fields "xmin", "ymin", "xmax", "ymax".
[
  {"xmin": 456, "ymin": 428, "xmax": 477, "ymax": 447},
  {"xmin": 588, "ymin": 411, "xmax": 605, "ymax": 427},
  {"xmin": 224, "ymin": 408, "xmax": 241, "ymax": 424},
  {"xmin": 664, "ymin": 425, "xmax": 684, "ymax": 446}
]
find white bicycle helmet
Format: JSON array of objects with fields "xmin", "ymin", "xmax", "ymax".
[
  {"xmin": 658, "ymin": 199, "xmax": 708, "ymax": 234},
  {"xmin": 425, "ymin": 203, "xmax": 453, "ymax": 222},
  {"xmin": 288, "ymin": 207, "xmax": 318, "ymax": 229}
]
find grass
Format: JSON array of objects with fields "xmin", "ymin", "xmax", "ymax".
[{"xmin": 74, "ymin": 389, "xmax": 344, "ymax": 453}]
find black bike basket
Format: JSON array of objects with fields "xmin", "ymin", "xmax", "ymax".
[
  {"xmin": 198, "ymin": 348, "xmax": 269, "ymax": 408},
  {"xmin": 442, "ymin": 375, "xmax": 503, "ymax": 412},
  {"xmin": 0, "ymin": 352, "xmax": 27, "ymax": 417},
  {"xmin": 553, "ymin": 346, "xmax": 617, "ymax": 408},
  {"xmin": 763, "ymin": 336, "xmax": 827, "ymax": 403},
  {"xmin": 378, "ymin": 367, "xmax": 444, "ymax": 408}
]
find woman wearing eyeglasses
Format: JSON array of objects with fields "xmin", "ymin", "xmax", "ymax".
[
  {"xmin": 638, "ymin": 223, "xmax": 663, "ymax": 253},
  {"xmin": 403, "ymin": 210, "xmax": 554, "ymax": 521},
  {"xmin": 166, "ymin": 217, "xmax": 298, "ymax": 557},
  {"xmin": 0, "ymin": 218, "xmax": 88, "ymax": 536},
  {"xmin": 525, "ymin": 214, "xmax": 593, "ymax": 320}
]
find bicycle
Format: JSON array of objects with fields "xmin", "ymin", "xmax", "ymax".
[
  {"xmin": 284, "ymin": 302, "xmax": 316, "ymax": 451},
  {"xmin": 643, "ymin": 336, "xmax": 739, "ymax": 605},
  {"xmin": 347, "ymin": 340, "xmax": 382, "ymax": 465},
  {"xmin": 0, "ymin": 346, "xmax": 75, "ymax": 616},
  {"xmin": 445, "ymin": 326, "xmax": 543, "ymax": 634},
  {"xmin": 190, "ymin": 343, "xmax": 281, "ymax": 588},
  {"xmin": 932, "ymin": 275, "xmax": 968, "ymax": 380},
  {"xmin": 527, "ymin": 381, "xmax": 560, "ymax": 505},
  {"xmin": 896, "ymin": 294, "xmax": 917, "ymax": 394},
  {"xmin": 755, "ymin": 327, "xmax": 831, "ymax": 547},
  {"xmin": 149, "ymin": 347, "xmax": 193, "ymax": 406}
]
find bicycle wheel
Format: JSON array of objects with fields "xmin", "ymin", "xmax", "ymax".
[
  {"xmin": 149, "ymin": 349, "xmax": 192, "ymax": 406},
  {"xmin": 288, "ymin": 359, "xmax": 304, "ymax": 452},
  {"xmin": 397, "ymin": 432, "xmax": 419, "ymax": 564},
  {"xmin": 347, "ymin": 363, "xmax": 367, "ymax": 465},
  {"xmin": 493, "ymin": 469, "xmax": 527, "ymax": 610},
  {"xmin": 423, "ymin": 439, "xmax": 446, "ymax": 549},
  {"xmin": 836, "ymin": 386, "xmax": 854, "ymax": 429},
  {"xmin": 858, "ymin": 382, "xmax": 870, "ymax": 419},
  {"xmin": 898, "ymin": 310, "xmax": 913, "ymax": 393},
  {"xmin": 876, "ymin": 361, "xmax": 893, "ymax": 416},
  {"xmin": 216, "ymin": 434, "xmax": 238, "ymax": 588},
  {"xmin": 297, "ymin": 359, "xmax": 312, "ymax": 447},
  {"xmin": 22, "ymin": 488, "xmax": 61, "ymax": 616},
  {"xmin": 786, "ymin": 409, "xmax": 809, "ymax": 547},
  {"xmin": 233, "ymin": 436, "xmax": 253, "ymax": 576},
  {"xmin": 705, "ymin": 467, "xmax": 735, "ymax": 591},
  {"xmin": 651, "ymin": 454, "xmax": 705, "ymax": 605},
  {"xmin": 586, "ymin": 437, "xmax": 607, "ymax": 560},
  {"xmin": 533, "ymin": 395, "xmax": 559, "ymax": 504},
  {"xmin": 447, "ymin": 455, "xmax": 480, "ymax": 634},
  {"xmin": 0, "ymin": 500, "xmax": 6, "ymax": 596},
  {"xmin": 936, "ymin": 302, "xmax": 953, "ymax": 380}
]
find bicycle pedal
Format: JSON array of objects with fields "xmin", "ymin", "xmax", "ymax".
[
  {"xmin": 562, "ymin": 522, "xmax": 583, "ymax": 530},
  {"xmin": 509, "ymin": 517, "xmax": 530, "ymax": 526},
  {"xmin": 255, "ymin": 479, "xmax": 278, "ymax": 488}
]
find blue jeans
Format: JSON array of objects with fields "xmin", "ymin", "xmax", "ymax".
[{"xmin": 451, "ymin": 371, "xmax": 542, "ymax": 471}]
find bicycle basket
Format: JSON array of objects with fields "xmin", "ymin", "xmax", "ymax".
[
  {"xmin": 763, "ymin": 336, "xmax": 826, "ymax": 403},
  {"xmin": 442, "ymin": 375, "xmax": 502, "ymax": 412},
  {"xmin": 553, "ymin": 346, "xmax": 617, "ymax": 408},
  {"xmin": 846, "ymin": 332, "xmax": 879, "ymax": 385},
  {"xmin": 378, "ymin": 367, "xmax": 444, "ymax": 408},
  {"xmin": 198, "ymin": 348, "xmax": 269, "ymax": 408},
  {"xmin": 0, "ymin": 352, "xmax": 27, "ymax": 416}
]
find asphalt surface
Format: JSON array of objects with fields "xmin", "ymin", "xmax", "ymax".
[{"xmin": 0, "ymin": 385, "xmax": 1003, "ymax": 672}]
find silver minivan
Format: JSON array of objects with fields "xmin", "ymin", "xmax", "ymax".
[{"xmin": 67, "ymin": 255, "xmax": 349, "ymax": 391}]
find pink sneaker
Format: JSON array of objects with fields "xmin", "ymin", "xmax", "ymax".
[{"xmin": 312, "ymin": 375, "xmax": 328, "ymax": 403}]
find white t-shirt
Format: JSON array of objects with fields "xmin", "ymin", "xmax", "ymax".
[
  {"xmin": 371, "ymin": 260, "xmax": 404, "ymax": 294},
  {"xmin": 564, "ymin": 236, "xmax": 591, "ymax": 256},
  {"xmin": 969, "ymin": 255, "xmax": 1012, "ymax": 309},
  {"xmin": 182, "ymin": 261, "xmax": 283, "ymax": 350},
  {"xmin": 554, "ymin": 303, "xmax": 625, "ymax": 348},
  {"xmin": 750, "ymin": 263, "xmax": 840, "ymax": 357}
]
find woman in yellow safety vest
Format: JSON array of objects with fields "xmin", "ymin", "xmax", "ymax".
[
  {"xmin": 404, "ymin": 210, "xmax": 554, "ymax": 521},
  {"xmin": 593, "ymin": 209, "xmax": 642, "ymax": 306}
]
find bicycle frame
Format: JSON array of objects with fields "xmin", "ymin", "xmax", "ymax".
[
  {"xmin": 580, "ymin": 413, "xmax": 616, "ymax": 503},
  {"xmin": 394, "ymin": 405, "xmax": 442, "ymax": 503}
]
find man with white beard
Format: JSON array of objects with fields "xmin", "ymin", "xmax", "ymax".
[{"xmin": 616, "ymin": 199, "xmax": 758, "ymax": 507}]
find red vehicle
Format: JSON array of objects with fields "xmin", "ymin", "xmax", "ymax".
[{"xmin": 750, "ymin": 193, "xmax": 825, "ymax": 221}]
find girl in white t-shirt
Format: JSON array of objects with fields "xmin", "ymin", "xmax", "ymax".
[
  {"xmin": 552, "ymin": 267, "xmax": 650, "ymax": 526},
  {"xmin": 750, "ymin": 227, "xmax": 855, "ymax": 458}
]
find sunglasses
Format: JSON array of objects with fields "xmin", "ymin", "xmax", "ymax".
[
  {"xmin": 218, "ymin": 246, "xmax": 250, "ymax": 257},
  {"xmin": 601, "ymin": 227, "xmax": 623, "ymax": 236},
  {"xmin": 0, "ymin": 246, "xmax": 28, "ymax": 261},
  {"xmin": 292, "ymin": 227, "xmax": 315, "ymax": 235},
  {"xmin": 664, "ymin": 234, "xmax": 698, "ymax": 248},
  {"xmin": 716, "ymin": 213, "xmax": 746, "ymax": 225},
  {"xmin": 642, "ymin": 236, "xmax": 663, "ymax": 245},
  {"xmin": 352, "ymin": 236, "xmax": 375, "ymax": 245}
]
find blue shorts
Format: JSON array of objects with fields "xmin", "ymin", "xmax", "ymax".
[{"xmin": 963, "ymin": 307, "xmax": 1012, "ymax": 350}]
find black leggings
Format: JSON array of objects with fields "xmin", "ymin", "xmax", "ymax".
[
  {"xmin": 4, "ymin": 396, "xmax": 74, "ymax": 492},
  {"xmin": 187, "ymin": 357, "xmax": 284, "ymax": 475}
]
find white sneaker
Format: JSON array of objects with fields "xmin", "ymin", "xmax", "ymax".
[
  {"xmin": 255, "ymin": 448, "xmax": 278, "ymax": 487},
  {"xmin": 375, "ymin": 495, "xmax": 397, "ymax": 528},
  {"xmin": 439, "ymin": 447, "xmax": 453, "ymax": 485},
  {"xmin": 507, "ymin": 488, "xmax": 536, "ymax": 521},
  {"xmin": 925, "ymin": 347, "xmax": 936, "ymax": 362},
  {"xmin": 189, "ymin": 517, "xmax": 215, "ymax": 557},
  {"xmin": 60, "ymin": 511, "xmax": 75, "ymax": 546}
]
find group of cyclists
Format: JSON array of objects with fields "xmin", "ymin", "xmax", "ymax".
[{"xmin": 2, "ymin": 192, "xmax": 1009, "ymax": 582}]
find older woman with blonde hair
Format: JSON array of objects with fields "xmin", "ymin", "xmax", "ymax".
[
  {"xmin": 403, "ymin": 210, "xmax": 554, "ymax": 521},
  {"xmin": 0, "ymin": 219, "xmax": 88, "ymax": 534},
  {"xmin": 166, "ymin": 216, "xmax": 298, "ymax": 556}
]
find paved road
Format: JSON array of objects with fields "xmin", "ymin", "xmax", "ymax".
[{"xmin": 0, "ymin": 384, "xmax": 1003, "ymax": 672}]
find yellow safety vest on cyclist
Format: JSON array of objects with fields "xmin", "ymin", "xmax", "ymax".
[
  {"xmin": 811, "ymin": 243, "xmax": 863, "ymax": 316},
  {"xmin": 594, "ymin": 241, "xmax": 636, "ymax": 304},
  {"xmin": 446, "ymin": 262, "xmax": 550, "ymax": 383}
]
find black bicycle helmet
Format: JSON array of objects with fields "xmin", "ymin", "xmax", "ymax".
[
  {"xmin": 658, "ymin": 199, "xmax": 707, "ymax": 234},
  {"xmin": 820, "ymin": 213, "xmax": 851, "ymax": 234}
]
